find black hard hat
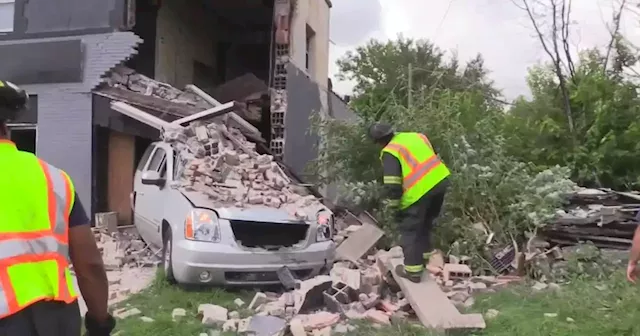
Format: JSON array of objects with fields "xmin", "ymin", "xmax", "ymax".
[
  {"xmin": 0, "ymin": 80, "xmax": 28, "ymax": 121},
  {"xmin": 368, "ymin": 122, "xmax": 394, "ymax": 141}
]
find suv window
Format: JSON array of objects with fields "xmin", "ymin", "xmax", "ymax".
[
  {"xmin": 136, "ymin": 145, "xmax": 155, "ymax": 171},
  {"xmin": 173, "ymin": 150, "xmax": 181, "ymax": 179},
  {"xmin": 147, "ymin": 148, "xmax": 166, "ymax": 172}
]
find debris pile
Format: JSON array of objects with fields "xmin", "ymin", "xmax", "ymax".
[
  {"xmin": 91, "ymin": 219, "xmax": 158, "ymax": 307},
  {"xmin": 163, "ymin": 121, "xmax": 323, "ymax": 217},
  {"xmin": 542, "ymin": 188, "xmax": 640, "ymax": 249},
  {"xmin": 110, "ymin": 210, "xmax": 523, "ymax": 333},
  {"xmin": 106, "ymin": 65, "xmax": 210, "ymax": 109}
]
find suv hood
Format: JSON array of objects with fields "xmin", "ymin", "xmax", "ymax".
[{"xmin": 179, "ymin": 190, "xmax": 328, "ymax": 223}]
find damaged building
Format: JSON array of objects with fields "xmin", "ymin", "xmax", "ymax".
[{"xmin": 0, "ymin": 0, "xmax": 352, "ymax": 224}]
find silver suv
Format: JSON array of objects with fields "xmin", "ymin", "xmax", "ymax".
[{"xmin": 131, "ymin": 141, "xmax": 336, "ymax": 285}]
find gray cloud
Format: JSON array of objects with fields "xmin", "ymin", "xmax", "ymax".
[
  {"xmin": 330, "ymin": 0, "xmax": 383, "ymax": 46},
  {"xmin": 330, "ymin": 0, "xmax": 634, "ymax": 99}
]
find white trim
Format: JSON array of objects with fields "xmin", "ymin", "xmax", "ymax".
[
  {"xmin": 7, "ymin": 123, "xmax": 36, "ymax": 130},
  {"xmin": 0, "ymin": 1, "xmax": 14, "ymax": 33}
]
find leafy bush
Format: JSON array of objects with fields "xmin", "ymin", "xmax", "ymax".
[
  {"xmin": 310, "ymin": 90, "xmax": 576, "ymax": 264},
  {"xmin": 310, "ymin": 37, "xmax": 581, "ymax": 270}
]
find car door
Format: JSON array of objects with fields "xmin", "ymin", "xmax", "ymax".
[
  {"xmin": 134, "ymin": 145, "xmax": 167, "ymax": 247},
  {"xmin": 132, "ymin": 144, "xmax": 155, "ymax": 242},
  {"xmin": 145, "ymin": 145, "xmax": 174, "ymax": 247}
]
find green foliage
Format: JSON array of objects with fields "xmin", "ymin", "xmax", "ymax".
[
  {"xmin": 335, "ymin": 36, "xmax": 501, "ymax": 120},
  {"xmin": 310, "ymin": 37, "xmax": 575, "ymax": 265},
  {"xmin": 504, "ymin": 48, "xmax": 640, "ymax": 189}
]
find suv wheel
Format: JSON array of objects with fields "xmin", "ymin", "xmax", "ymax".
[{"xmin": 162, "ymin": 227, "xmax": 177, "ymax": 284}]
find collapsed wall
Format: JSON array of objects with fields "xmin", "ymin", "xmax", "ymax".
[
  {"xmin": 270, "ymin": 0, "xmax": 293, "ymax": 159},
  {"xmin": 163, "ymin": 122, "xmax": 323, "ymax": 219}
]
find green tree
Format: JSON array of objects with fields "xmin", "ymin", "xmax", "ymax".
[
  {"xmin": 311, "ymin": 37, "xmax": 574, "ymax": 270},
  {"xmin": 335, "ymin": 36, "xmax": 502, "ymax": 120},
  {"xmin": 506, "ymin": 0, "xmax": 640, "ymax": 189}
]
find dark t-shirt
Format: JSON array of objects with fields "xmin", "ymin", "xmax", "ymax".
[{"xmin": 68, "ymin": 192, "xmax": 90, "ymax": 227}]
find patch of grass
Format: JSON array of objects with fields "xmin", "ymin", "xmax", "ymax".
[
  {"xmin": 470, "ymin": 271, "xmax": 640, "ymax": 336},
  {"xmin": 111, "ymin": 271, "xmax": 254, "ymax": 336},
  {"xmin": 113, "ymin": 270, "xmax": 640, "ymax": 336}
]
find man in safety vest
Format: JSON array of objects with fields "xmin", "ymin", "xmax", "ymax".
[
  {"xmin": 369, "ymin": 123, "xmax": 450, "ymax": 283},
  {"xmin": 0, "ymin": 81, "xmax": 114, "ymax": 335}
]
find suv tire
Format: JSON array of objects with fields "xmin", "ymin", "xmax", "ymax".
[{"xmin": 162, "ymin": 226, "xmax": 177, "ymax": 284}]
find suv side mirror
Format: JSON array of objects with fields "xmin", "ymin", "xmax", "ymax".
[{"xmin": 141, "ymin": 171, "xmax": 165, "ymax": 187}]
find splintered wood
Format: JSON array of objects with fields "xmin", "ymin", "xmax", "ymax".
[{"xmin": 387, "ymin": 258, "xmax": 485, "ymax": 331}]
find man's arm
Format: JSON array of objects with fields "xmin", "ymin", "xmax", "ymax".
[
  {"xmin": 630, "ymin": 226, "xmax": 640, "ymax": 264},
  {"xmin": 381, "ymin": 153, "xmax": 403, "ymax": 209},
  {"xmin": 67, "ymin": 192, "xmax": 109, "ymax": 322}
]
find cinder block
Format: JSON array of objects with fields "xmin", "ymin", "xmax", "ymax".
[{"xmin": 442, "ymin": 263, "xmax": 472, "ymax": 282}]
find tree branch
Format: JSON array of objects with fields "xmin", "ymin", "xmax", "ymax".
[
  {"xmin": 560, "ymin": 0, "xmax": 576, "ymax": 78},
  {"xmin": 516, "ymin": 0, "xmax": 575, "ymax": 133},
  {"xmin": 603, "ymin": 0, "xmax": 627, "ymax": 73}
]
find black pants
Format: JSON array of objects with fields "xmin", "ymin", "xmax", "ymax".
[
  {"xmin": 399, "ymin": 179, "xmax": 448, "ymax": 269},
  {"xmin": 0, "ymin": 300, "xmax": 81, "ymax": 336}
]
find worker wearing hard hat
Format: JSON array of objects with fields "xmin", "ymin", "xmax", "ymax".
[
  {"xmin": 369, "ymin": 123, "xmax": 451, "ymax": 283},
  {"xmin": 0, "ymin": 81, "xmax": 114, "ymax": 335}
]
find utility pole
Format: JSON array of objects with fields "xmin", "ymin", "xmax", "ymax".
[{"xmin": 407, "ymin": 63, "xmax": 413, "ymax": 108}]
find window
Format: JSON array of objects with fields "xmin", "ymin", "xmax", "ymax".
[
  {"xmin": 305, "ymin": 24, "xmax": 316, "ymax": 74},
  {"xmin": 146, "ymin": 147, "xmax": 166, "ymax": 172},
  {"xmin": 136, "ymin": 145, "xmax": 155, "ymax": 171},
  {"xmin": 0, "ymin": 0, "xmax": 15, "ymax": 33},
  {"xmin": 173, "ymin": 150, "xmax": 182, "ymax": 179}
]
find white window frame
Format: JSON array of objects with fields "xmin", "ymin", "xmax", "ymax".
[
  {"xmin": 0, "ymin": 0, "xmax": 15, "ymax": 33},
  {"xmin": 305, "ymin": 24, "xmax": 316, "ymax": 77}
]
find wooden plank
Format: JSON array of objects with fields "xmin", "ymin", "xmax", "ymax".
[
  {"xmin": 186, "ymin": 84, "xmax": 262, "ymax": 137},
  {"xmin": 110, "ymin": 101, "xmax": 177, "ymax": 131},
  {"xmin": 335, "ymin": 223, "xmax": 384, "ymax": 263},
  {"xmin": 387, "ymin": 258, "xmax": 485, "ymax": 330},
  {"xmin": 107, "ymin": 130, "xmax": 135, "ymax": 225},
  {"xmin": 170, "ymin": 101, "xmax": 240, "ymax": 125},
  {"xmin": 96, "ymin": 86, "xmax": 200, "ymax": 117}
]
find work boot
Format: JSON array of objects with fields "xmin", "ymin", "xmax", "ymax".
[{"xmin": 394, "ymin": 264, "xmax": 423, "ymax": 283}]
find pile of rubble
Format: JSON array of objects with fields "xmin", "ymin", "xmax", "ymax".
[
  {"xmin": 106, "ymin": 65, "xmax": 210, "ymax": 109},
  {"xmin": 92, "ymin": 219, "xmax": 159, "ymax": 306},
  {"xmin": 163, "ymin": 121, "xmax": 323, "ymax": 216},
  {"xmin": 109, "ymin": 213, "xmax": 521, "ymax": 334},
  {"xmin": 542, "ymin": 188, "xmax": 640, "ymax": 249}
]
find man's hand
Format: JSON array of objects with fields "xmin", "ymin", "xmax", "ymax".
[{"xmin": 627, "ymin": 262, "xmax": 637, "ymax": 283}]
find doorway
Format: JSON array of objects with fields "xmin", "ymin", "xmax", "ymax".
[{"xmin": 8, "ymin": 125, "xmax": 36, "ymax": 154}]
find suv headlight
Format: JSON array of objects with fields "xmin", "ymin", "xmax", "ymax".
[
  {"xmin": 316, "ymin": 210, "xmax": 334, "ymax": 242},
  {"xmin": 185, "ymin": 209, "xmax": 221, "ymax": 242}
]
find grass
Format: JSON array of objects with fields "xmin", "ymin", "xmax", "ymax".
[{"xmin": 111, "ymin": 270, "xmax": 640, "ymax": 336}]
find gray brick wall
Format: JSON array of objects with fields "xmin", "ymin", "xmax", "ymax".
[
  {"xmin": 14, "ymin": 32, "xmax": 143, "ymax": 217},
  {"xmin": 35, "ymin": 92, "xmax": 93, "ymax": 213}
]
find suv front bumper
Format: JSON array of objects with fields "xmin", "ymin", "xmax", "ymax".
[{"xmin": 171, "ymin": 239, "xmax": 336, "ymax": 285}]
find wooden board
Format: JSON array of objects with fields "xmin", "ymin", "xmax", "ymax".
[
  {"xmin": 387, "ymin": 258, "xmax": 485, "ymax": 330},
  {"xmin": 108, "ymin": 130, "xmax": 135, "ymax": 225},
  {"xmin": 335, "ymin": 223, "xmax": 384, "ymax": 264}
]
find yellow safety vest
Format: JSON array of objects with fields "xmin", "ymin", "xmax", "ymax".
[
  {"xmin": 380, "ymin": 132, "xmax": 450, "ymax": 209},
  {"xmin": 0, "ymin": 140, "xmax": 77, "ymax": 318}
]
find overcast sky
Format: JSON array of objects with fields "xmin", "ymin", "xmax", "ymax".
[{"xmin": 328, "ymin": 0, "xmax": 640, "ymax": 100}]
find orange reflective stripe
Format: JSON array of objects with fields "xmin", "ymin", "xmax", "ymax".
[
  {"xmin": 385, "ymin": 144, "xmax": 419, "ymax": 167},
  {"xmin": 0, "ymin": 161, "xmax": 69, "ymax": 244},
  {"xmin": 418, "ymin": 134, "xmax": 433, "ymax": 150},
  {"xmin": 0, "ymin": 253, "xmax": 73, "ymax": 318},
  {"xmin": 39, "ymin": 159, "xmax": 58, "ymax": 235},
  {"xmin": 0, "ymin": 267, "xmax": 17, "ymax": 314},
  {"xmin": 60, "ymin": 171, "xmax": 72, "ymax": 237},
  {"xmin": 404, "ymin": 155, "xmax": 443, "ymax": 189}
]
